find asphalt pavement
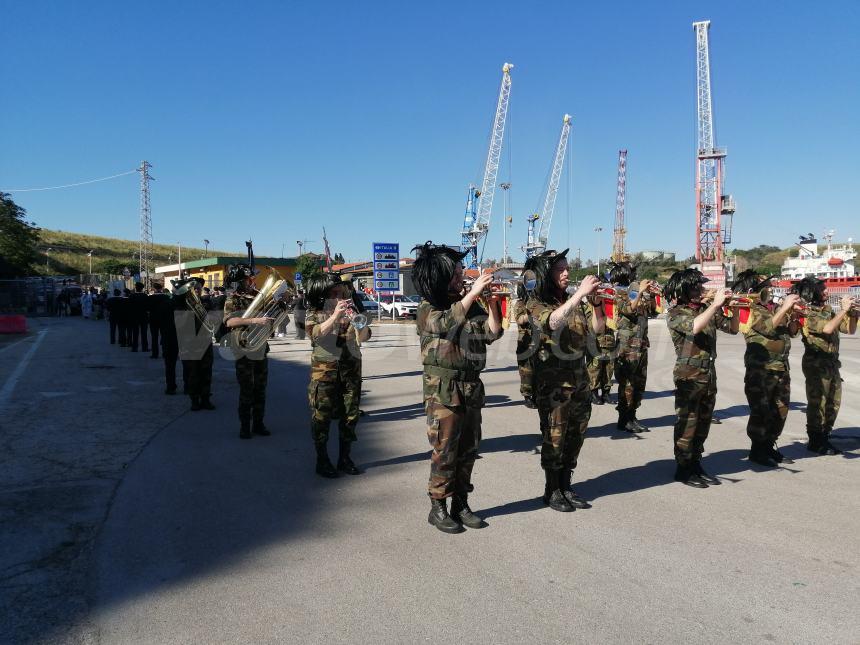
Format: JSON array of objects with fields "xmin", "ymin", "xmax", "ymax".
[{"xmin": 2, "ymin": 316, "xmax": 859, "ymax": 644}]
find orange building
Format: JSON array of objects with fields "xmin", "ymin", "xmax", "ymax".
[{"xmin": 154, "ymin": 256, "xmax": 303, "ymax": 290}]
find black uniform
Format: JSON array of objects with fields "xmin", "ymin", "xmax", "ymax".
[
  {"xmin": 128, "ymin": 291, "xmax": 150, "ymax": 352},
  {"xmin": 148, "ymin": 292, "xmax": 170, "ymax": 358}
]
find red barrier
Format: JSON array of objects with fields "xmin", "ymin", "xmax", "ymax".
[{"xmin": 0, "ymin": 315, "xmax": 28, "ymax": 334}]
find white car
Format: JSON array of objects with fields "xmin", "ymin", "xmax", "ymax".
[{"xmin": 379, "ymin": 294, "xmax": 419, "ymax": 319}]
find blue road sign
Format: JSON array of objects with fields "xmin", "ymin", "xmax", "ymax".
[
  {"xmin": 372, "ymin": 243, "xmax": 400, "ymax": 293},
  {"xmin": 294, "ymin": 272, "xmax": 303, "ymax": 283}
]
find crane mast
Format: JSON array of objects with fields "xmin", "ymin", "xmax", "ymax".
[
  {"xmin": 694, "ymin": 20, "xmax": 735, "ymax": 280},
  {"xmin": 461, "ymin": 62, "xmax": 513, "ymax": 268},
  {"xmin": 525, "ymin": 114, "xmax": 572, "ymax": 259},
  {"xmin": 611, "ymin": 149, "xmax": 628, "ymax": 263}
]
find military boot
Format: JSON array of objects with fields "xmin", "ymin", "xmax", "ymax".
[
  {"xmin": 768, "ymin": 442, "xmax": 793, "ymax": 464},
  {"xmin": 451, "ymin": 494, "xmax": 487, "ymax": 529},
  {"xmin": 428, "ymin": 498, "xmax": 464, "ymax": 534},
  {"xmin": 629, "ymin": 414, "xmax": 649, "ymax": 432},
  {"xmin": 337, "ymin": 440, "xmax": 361, "ymax": 475},
  {"xmin": 693, "ymin": 462, "xmax": 721, "ymax": 485},
  {"xmin": 239, "ymin": 419, "xmax": 252, "ymax": 440},
  {"xmin": 252, "ymin": 418, "xmax": 271, "ymax": 436},
  {"xmin": 543, "ymin": 469, "xmax": 575, "ymax": 512},
  {"xmin": 749, "ymin": 442, "xmax": 779, "ymax": 468},
  {"xmin": 199, "ymin": 396, "xmax": 216, "ymax": 410},
  {"xmin": 590, "ymin": 390, "xmax": 603, "ymax": 405},
  {"xmin": 674, "ymin": 463, "xmax": 708, "ymax": 488},
  {"xmin": 190, "ymin": 396, "xmax": 202, "ymax": 411},
  {"xmin": 560, "ymin": 469, "xmax": 592, "ymax": 509},
  {"xmin": 601, "ymin": 387, "xmax": 612, "ymax": 404},
  {"xmin": 807, "ymin": 433, "xmax": 842, "ymax": 455},
  {"xmin": 315, "ymin": 443, "xmax": 339, "ymax": 478}
]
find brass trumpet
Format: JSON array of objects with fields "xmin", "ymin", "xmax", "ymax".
[{"xmin": 344, "ymin": 302, "xmax": 369, "ymax": 330}]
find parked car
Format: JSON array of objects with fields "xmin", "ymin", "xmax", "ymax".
[
  {"xmin": 378, "ymin": 294, "xmax": 419, "ymax": 319},
  {"xmin": 405, "ymin": 295, "xmax": 422, "ymax": 303},
  {"xmin": 357, "ymin": 293, "xmax": 380, "ymax": 314}
]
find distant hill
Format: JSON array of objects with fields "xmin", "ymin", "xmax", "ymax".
[{"xmin": 35, "ymin": 229, "xmax": 240, "ymax": 276}]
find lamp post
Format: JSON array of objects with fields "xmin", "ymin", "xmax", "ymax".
[
  {"xmin": 46, "ymin": 248, "xmax": 53, "ymax": 273},
  {"xmin": 87, "ymin": 250, "xmax": 94, "ymax": 274},
  {"xmin": 297, "ymin": 240, "xmax": 304, "ymax": 256},
  {"xmin": 594, "ymin": 227, "xmax": 604, "ymax": 276},
  {"xmin": 203, "ymin": 239, "xmax": 210, "ymax": 257},
  {"xmin": 499, "ymin": 182, "xmax": 511, "ymax": 263}
]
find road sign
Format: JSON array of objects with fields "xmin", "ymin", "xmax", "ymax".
[
  {"xmin": 294, "ymin": 272, "xmax": 303, "ymax": 283},
  {"xmin": 372, "ymin": 243, "xmax": 400, "ymax": 293}
]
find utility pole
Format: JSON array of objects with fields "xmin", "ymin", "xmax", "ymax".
[
  {"xmin": 87, "ymin": 250, "xmax": 93, "ymax": 274},
  {"xmin": 594, "ymin": 226, "xmax": 604, "ymax": 276},
  {"xmin": 46, "ymin": 248, "xmax": 52, "ymax": 273},
  {"xmin": 499, "ymin": 182, "xmax": 511, "ymax": 263},
  {"xmin": 138, "ymin": 161, "xmax": 154, "ymax": 290},
  {"xmin": 177, "ymin": 243, "xmax": 182, "ymax": 279}
]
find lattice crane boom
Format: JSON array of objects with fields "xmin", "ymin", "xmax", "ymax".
[
  {"xmin": 525, "ymin": 114, "xmax": 572, "ymax": 259},
  {"xmin": 611, "ymin": 149, "xmax": 627, "ymax": 262},
  {"xmin": 461, "ymin": 62, "xmax": 513, "ymax": 268}
]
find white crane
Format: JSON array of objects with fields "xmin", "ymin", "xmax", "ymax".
[
  {"xmin": 461, "ymin": 62, "xmax": 514, "ymax": 268},
  {"xmin": 524, "ymin": 114, "xmax": 572, "ymax": 258}
]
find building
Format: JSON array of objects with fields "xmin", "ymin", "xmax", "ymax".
[
  {"xmin": 780, "ymin": 233, "xmax": 856, "ymax": 281},
  {"xmin": 154, "ymin": 256, "xmax": 302, "ymax": 290}
]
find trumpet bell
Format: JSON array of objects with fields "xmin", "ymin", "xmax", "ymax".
[{"xmin": 349, "ymin": 311, "xmax": 369, "ymax": 330}]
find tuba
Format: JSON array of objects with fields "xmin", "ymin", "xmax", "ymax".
[
  {"xmin": 234, "ymin": 268, "xmax": 293, "ymax": 351},
  {"xmin": 172, "ymin": 278, "xmax": 215, "ymax": 334}
]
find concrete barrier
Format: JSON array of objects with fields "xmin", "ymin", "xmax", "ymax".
[{"xmin": 0, "ymin": 315, "xmax": 28, "ymax": 334}]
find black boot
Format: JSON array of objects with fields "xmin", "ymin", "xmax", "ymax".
[
  {"xmin": 199, "ymin": 396, "xmax": 215, "ymax": 410},
  {"xmin": 768, "ymin": 442, "xmax": 793, "ymax": 464},
  {"xmin": 601, "ymin": 387, "xmax": 611, "ymax": 404},
  {"xmin": 451, "ymin": 494, "xmax": 487, "ymax": 529},
  {"xmin": 315, "ymin": 443, "xmax": 339, "ymax": 478},
  {"xmin": 674, "ymin": 463, "xmax": 708, "ymax": 488},
  {"xmin": 693, "ymin": 462, "xmax": 721, "ymax": 485},
  {"xmin": 560, "ymin": 469, "xmax": 592, "ymax": 509},
  {"xmin": 617, "ymin": 411, "xmax": 642, "ymax": 433},
  {"xmin": 239, "ymin": 419, "xmax": 252, "ymax": 440},
  {"xmin": 590, "ymin": 390, "xmax": 603, "ymax": 405},
  {"xmin": 749, "ymin": 442, "xmax": 779, "ymax": 468},
  {"xmin": 807, "ymin": 433, "xmax": 842, "ymax": 455},
  {"xmin": 428, "ymin": 498, "xmax": 464, "ymax": 534},
  {"xmin": 523, "ymin": 395, "xmax": 537, "ymax": 409},
  {"xmin": 252, "ymin": 418, "xmax": 271, "ymax": 436},
  {"xmin": 630, "ymin": 414, "xmax": 649, "ymax": 432},
  {"xmin": 542, "ymin": 469, "xmax": 575, "ymax": 512},
  {"xmin": 337, "ymin": 440, "xmax": 361, "ymax": 475},
  {"xmin": 190, "ymin": 396, "xmax": 201, "ymax": 411}
]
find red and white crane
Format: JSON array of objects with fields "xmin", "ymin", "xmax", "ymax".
[{"xmin": 611, "ymin": 149, "xmax": 628, "ymax": 263}]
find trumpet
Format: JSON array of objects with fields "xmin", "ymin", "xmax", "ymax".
[
  {"xmin": 344, "ymin": 302, "xmax": 369, "ymax": 330},
  {"xmin": 727, "ymin": 293, "xmax": 761, "ymax": 308}
]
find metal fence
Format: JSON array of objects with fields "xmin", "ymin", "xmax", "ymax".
[{"xmin": 0, "ymin": 274, "xmax": 129, "ymax": 316}]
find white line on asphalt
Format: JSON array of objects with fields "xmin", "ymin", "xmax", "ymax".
[
  {"xmin": 40, "ymin": 392, "xmax": 73, "ymax": 398},
  {"xmin": 0, "ymin": 336, "xmax": 30, "ymax": 356},
  {"xmin": 0, "ymin": 329, "xmax": 48, "ymax": 409}
]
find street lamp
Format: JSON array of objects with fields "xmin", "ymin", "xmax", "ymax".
[
  {"xmin": 87, "ymin": 250, "xmax": 94, "ymax": 274},
  {"xmin": 203, "ymin": 239, "xmax": 210, "ymax": 256},
  {"xmin": 46, "ymin": 248, "xmax": 53, "ymax": 273},
  {"xmin": 594, "ymin": 227, "xmax": 604, "ymax": 276}
]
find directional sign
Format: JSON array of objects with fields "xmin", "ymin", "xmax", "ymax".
[{"xmin": 372, "ymin": 243, "xmax": 400, "ymax": 293}]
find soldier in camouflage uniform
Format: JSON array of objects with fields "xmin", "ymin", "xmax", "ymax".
[
  {"xmin": 791, "ymin": 277, "xmax": 857, "ymax": 455},
  {"xmin": 412, "ymin": 242, "xmax": 502, "ymax": 533},
  {"xmin": 223, "ymin": 264, "xmax": 276, "ymax": 440},
  {"xmin": 304, "ymin": 273, "xmax": 370, "ymax": 478},
  {"xmin": 608, "ymin": 262, "xmax": 657, "ymax": 433},
  {"xmin": 526, "ymin": 250, "xmax": 603, "ymax": 513},
  {"xmin": 665, "ymin": 269, "xmax": 738, "ymax": 488},
  {"xmin": 731, "ymin": 270, "xmax": 801, "ymax": 467},
  {"xmin": 586, "ymin": 327, "xmax": 616, "ymax": 405},
  {"xmin": 513, "ymin": 282, "xmax": 539, "ymax": 409}
]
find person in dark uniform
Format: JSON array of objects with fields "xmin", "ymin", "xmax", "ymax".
[
  {"xmin": 105, "ymin": 289, "xmax": 124, "ymax": 344},
  {"xmin": 118, "ymin": 289, "xmax": 133, "ymax": 347},
  {"xmin": 158, "ymin": 284, "xmax": 185, "ymax": 395},
  {"xmin": 293, "ymin": 290, "xmax": 307, "ymax": 339},
  {"xmin": 175, "ymin": 277, "xmax": 215, "ymax": 411},
  {"xmin": 147, "ymin": 284, "xmax": 169, "ymax": 359},
  {"xmin": 223, "ymin": 264, "xmax": 274, "ymax": 439},
  {"xmin": 128, "ymin": 282, "xmax": 150, "ymax": 353}
]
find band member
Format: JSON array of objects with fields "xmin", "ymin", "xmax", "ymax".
[
  {"xmin": 665, "ymin": 269, "xmax": 738, "ymax": 488},
  {"xmin": 176, "ymin": 277, "xmax": 215, "ymax": 412},
  {"xmin": 608, "ymin": 262, "xmax": 657, "ymax": 433},
  {"xmin": 128, "ymin": 282, "xmax": 150, "ymax": 353},
  {"xmin": 412, "ymin": 242, "xmax": 502, "ymax": 533},
  {"xmin": 293, "ymin": 290, "xmax": 307, "ymax": 340},
  {"xmin": 513, "ymin": 257, "xmax": 539, "ymax": 409},
  {"xmin": 147, "ymin": 283, "xmax": 169, "ymax": 359},
  {"xmin": 791, "ymin": 277, "xmax": 857, "ymax": 455},
  {"xmin": 157, "ymin": 284, "xmax": 185, "ymax": 395},
  {"xmin": 526, "ymin": 250, "xmax": 602, "ymax": 512},
  {"xmin": 730, "ymin": 270, "xmax": 801, "ymax": 467},
  {"xmin": 223, "ymin": 264, "xmax": 272, "ymax": 439},
  {"xmin": 304, "ymin": 274, "xmax": 371, "ymax": 477},
  {"xmin": 105, "ymin": 288, "xmax": 124, "ymax": 345},
  {"xmin": 587, "ymin": 325, "xmax": 616, "ymax": 405}
]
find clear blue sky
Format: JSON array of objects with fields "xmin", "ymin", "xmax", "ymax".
[{"xmin": 2, "ymin": 1, "xmax": 858, "ymax": 263}]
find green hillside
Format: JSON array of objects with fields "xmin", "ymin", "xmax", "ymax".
[{"xmin": 35, "ymin": 229, "xmax": 240, "ymax": 276}]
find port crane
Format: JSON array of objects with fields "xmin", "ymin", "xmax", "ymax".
[
  {"xmin": 461, "ymin": 63, "xmax": 513, "ymax": 268},
  {"xmin": 611, "ymin": 149, "xmax": 628, "ymax": 262},
  {"xmin": 693, "ymin": 20, "xmax": 736, "ymax": 279},
  {"xmin": 524, "ymin": 114, "xmax": 572, "ymax": 259}
]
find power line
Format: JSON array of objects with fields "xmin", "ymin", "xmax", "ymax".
[{"xmin": 1, "ymin": 170, "xmax": 137, "ymax": 193}]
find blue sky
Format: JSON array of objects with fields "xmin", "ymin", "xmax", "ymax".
[{"xmin": 2, "ymin": 1, "xmax": 858, "ymax": 262}]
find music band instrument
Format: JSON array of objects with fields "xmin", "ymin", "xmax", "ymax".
[
  {"xmin": 172, "ymin": 278, "xmax": 216, "ymax": 334},
  {"xmin": 235, "ymin": 267, "xmax": 293, "ymax": 351}
]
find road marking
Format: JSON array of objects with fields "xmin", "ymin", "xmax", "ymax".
[
  {"xmin": 40, "ymin": 391, "xmax": 73, "ymax": 398},
  {"xmin": 125, "ymin": 380, "xmax": 154, "ymax": 386},
  {"xmin": 0, "ymin": 330, "xmax": 48, "ymax": 408},
  {"xmin": 0, "ymin": 337, "xmax": 31, "ymax": 356},
  {"xmin": 86, "ymin": 386, "xmax": 116, "ymax": 392}
]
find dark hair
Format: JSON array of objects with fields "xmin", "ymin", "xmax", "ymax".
[
  {"xmin": 411, "ymin": 241, "xmax": 468, "ymax": 309},
  {"xmin": 665, "ymin": 268, "xmax": 707, "ymax": 304},
  {"xmin": 151, "ymin": 283, "xmax": 162, "ymax": 291},
  {"xmin": 607, "ymin": 261, "xmax": 637, "ymax": 287},
  {"xmin": 305, "ymin": 273, "xmax": 343, "ymax": 309},
  {"xmin": 790, "ymin": 276, "xmax": 826, "ymax": 305},
  {"xmin": 531, "ymin": 249, "xmax": 569, "ymax": 303},
  {"xmin": 113, "ymin": 289, "xmax": 120, "ymax": 296},
  {"xmin": 731, "ymin": 269, "xmax": 770, "ymax": 294},
  {"xmin": 224, "ymin": 263, "xmax": 254, "ymax": 288},
  {"xmin": 134, "ymin": 282, "xmax": 145, "ymax": 291}
]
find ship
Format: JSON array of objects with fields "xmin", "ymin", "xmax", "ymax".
[{"xmin": 774, "ymin": 230, "xmax": 859, "ymax": 289}]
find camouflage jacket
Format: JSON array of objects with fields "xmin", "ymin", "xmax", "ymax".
[
  {"xmin": 223, "ymin": 292, "xmax": 268, "ymax": 358},
  {"xmin": 801, "ymin": 304, "xmax": 845, "ymax": 360},
  {"xmin": 741, "ymin": 303, "xmax": 796, "ymax": 372},
  {"xmin": 614, "ymin": 290, "xmax": 651, "ymax": 361},
  {"xmin": 526, "ymin": 296, "xmax": 591, "ymax": 387},
  {"xmin": 667, "ymin": 304, "xmax": 736, "ymax": 380},
  {"xmin": 305, "ymin": 309, "xmax": 363, "ymax": 365},
  {"xmin": 416, "ymin": 298, "xmax": 502, "ymax": 407}
]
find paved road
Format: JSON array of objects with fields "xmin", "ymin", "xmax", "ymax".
[{"xmin": 2, "ymin": 317, "xmax": 859, "ymax": 643}]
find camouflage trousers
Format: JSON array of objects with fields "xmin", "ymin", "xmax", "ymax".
[
  {"xmin": 517, "ymin": 356, "xmax": 535, "ymax": 399},
  {"xmin": 802, "ymin": 354, "xmax": 841, "ymax": 437},
  {"xmin": 587, "ymin": 353, "xmax": 614, "ymax": 391},
  {"xmin": 425, "ymin": 401, "xmax": 481, "ymax": 499},
  {"xmin": 615, "ymin": 352, "xmax": 648, "ymax": 415},
  {"xmin": 235, "ymin": 355, "xmax": 268, "ymax": 423},
  {"xmin": 673, "ymin": 370, "xmax": 717, "ymax": 465},
  {"xmin": 535, "ymin": 372, "xmax": 592, "ymax": 472},
  {"xmin": 182, "ymin": 344, "xmax": 213, "ymax": 399},
  {"xmin": 744, "ymin": 368, "xmax": 790, "ymax": 445},
  {"xmin": 308, "ymin": 361, "xmax": 361, "ymax": 445}
]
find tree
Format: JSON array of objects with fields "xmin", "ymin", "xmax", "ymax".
[
  {"xmin": 0, "ymin": 193, "xmax": 40, "ymax": 278},
  {"xmin": 296, "ymin": 253, "xmax": 323, "ymax": 281}
]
